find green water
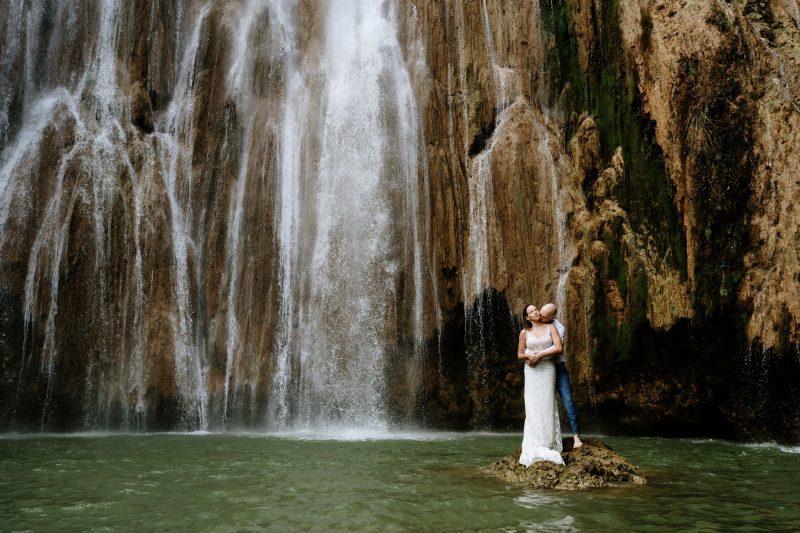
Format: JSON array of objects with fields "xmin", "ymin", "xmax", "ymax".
[{"xmin": 1, "ymin": 432, "xmax": 799, "ymax": 531}]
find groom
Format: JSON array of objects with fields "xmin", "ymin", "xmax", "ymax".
[{"xmin": 539, "ymin": 303, "xmax": 583, "ymax": 449}]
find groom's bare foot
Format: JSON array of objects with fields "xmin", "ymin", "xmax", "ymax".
[{"xmin": 573, "ymin": 434, "xmax": 583, "ymax": 448}]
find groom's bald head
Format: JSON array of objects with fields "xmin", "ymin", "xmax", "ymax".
[{"xmin": 540, "ymin": 303, "xmax": 557, "ymax": 322}]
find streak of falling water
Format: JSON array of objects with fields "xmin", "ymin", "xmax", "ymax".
[
  {"xmin": 743, "ymin": 344, "xmax": 771, "ymax": 419},
  {"xmin": 153, "ymin": 3, "xmax": 212, "ymax": 429},
  {"xmin": 480, "ymin": 0, "xmax": 499, "ymax": 97},
  {"xmin": 480, "ymin": 1, "xmax": 521, "ymax": 114},
  {"xmin": 460, "ymin": 0, "xmax": 499, "ymax": 313},
  {"xmin": 269, "ymin": 0, "xmax": 306, "ymax": 429},
  {"xmin": 464, "ymin": 0, "xmax": 522, "ymax": 312},
  {"xmin": 118, "ymin": 150, "xmax": 146, "ymax": 427},
  {"xmin": 222, "ymin": 116, "xmax": 253, "ymax": 425},
  {"xmin": 454, "ymin": 1, "xmax": 487, "ymax": 311},
  {"xmin": 537, "ymin": 114, "xmax": 569, "ymax": 316},
  {"xmin": 463, "ymin": 0, "xmax": 519, "ymax": 312},
  {"xmin": 221, "ymin": 0, "xmax": 264, "ymax": 425},
  {"xmin": 452, "ymin": 2, "xmax": 496, "ymax": 427},
  {"xmin": 465, "ymin": 151, "xmax": 493, "ymax": 307},
  {"xmin": 402, "ymin": 4, "xmax": 431, "ymax": 355}
]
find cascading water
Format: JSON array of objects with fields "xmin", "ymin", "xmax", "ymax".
[
  {"xmin": 269, "ymin": 0, "xmax": 308, "ymax": 429},
  {"xmin": 1, "ymin": 0, "xmax": 433, "ymax": 433},
  {"xmin": 461, "ymin": 0, "xmax": 497, "ymax": 312},
  {"xmin": 0, "ymin": 0, "xmax": 155, "ymax": 428},
  {"xmin": 480, "ymin": 0, "xmax": 519, "ymax": 107},
  {"xmin": 2, "ymin": 1, "xmax": 240, "ymax": 429},
  {"xmin": 268, "ymin": 0, "xmax": 430, "ymax": 431},
  {"xmin": 152, "ymin": 3, "xmax": 212, "ymax": 429},
  {"xmin": 465, "ymin": 152, "xmax": 494, "ymax": 309},
  {"xmin": 462, "ymin": 0, "xmax": 521, "ymax": 311},
  {"xmin": 220, "ymin": 0, "xmax": 269, "ymax": 426}
]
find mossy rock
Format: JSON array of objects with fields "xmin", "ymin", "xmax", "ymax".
[{"xmin": 479, "ymin": 438, "xmax": 647, "ymax": 490}]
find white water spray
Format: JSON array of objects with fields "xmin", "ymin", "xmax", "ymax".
[{"xmin": 269, "ymin": 0, "xmax": 430, "ymax": 430}]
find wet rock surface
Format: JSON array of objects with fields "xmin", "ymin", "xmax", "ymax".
[{"xmin": 479, "ymin": 439, "xmax": 647, "ymax": 490}]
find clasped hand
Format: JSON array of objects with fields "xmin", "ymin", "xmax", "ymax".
[{"xmin": 526, "ymin": 353, "xmax": 541, "ymax": 366}]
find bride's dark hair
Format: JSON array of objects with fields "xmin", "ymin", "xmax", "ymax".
[{"xmin": 522, "ymin": 304, "xmax": 534, "ymax": 329}]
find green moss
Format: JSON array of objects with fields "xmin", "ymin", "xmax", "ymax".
[
  {"xmin": 542, "ymin": 0, "xmax": 590, "ymax": 126},
  {"xmin": 541, "ymin": 0, "xmax": 686, "ymax": 371},
  {"xmin": 544, "ymin": 0, "xmax": 687, "ymax": 276},
  {"xmin": 706, "ymin": 2, "xmax": 731, "ymax": 32},
  {"xmin": 591, "ymin": 217, "xmax": 650, "ymax": 369}
]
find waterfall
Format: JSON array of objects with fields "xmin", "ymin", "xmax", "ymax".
[
  {"xmin": 1, "ymin": 0, "xmax": 432, "ymax": 432},
  {"xmin": 465, "ymin": 151, "xmax": 494, "ymax": 307},
  {"xmin": 268, "ymin": 0, "xmax": 430, "ymax": 430},
  {"xmin": 0, "ymin": 0, "xmax": 154, "ymax": 428},
  {"xmin": 463, "ymin": 1, "xmax": 495, "ymax": 310},
  {"xmin": 0, "ymin": 0, "xmax": 210, "ymax": 429},
  {"xmin": 453, "ymin": 3, "xmax": 489, "ymax": 426},
  {"xmin": 19, "ymin": 96, "xmax": 86, "ymax": 425},
  {"xmin": 461, "ymin": 2, "xmax": 527, "ymax": 426},
  {"xmin": 460, "ymin": 0, "xmax": 491, "ymax": 311}
]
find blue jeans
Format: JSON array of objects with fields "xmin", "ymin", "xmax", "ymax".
[{"xmin": 556, "ymin": 362, "xmax": 580, "ymax": 434}]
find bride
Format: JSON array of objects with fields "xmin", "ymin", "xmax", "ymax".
[{"xmin": 517, "ymin": 304, "xmax": 565, "ymax": 466}]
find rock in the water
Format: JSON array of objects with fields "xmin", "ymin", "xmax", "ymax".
[{"xmin": 479, "ymin": 438, "xmax": 646, "ymax": 490}]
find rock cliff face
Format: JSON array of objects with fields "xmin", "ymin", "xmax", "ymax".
[
  {"xmin": 0, "ymin": 0, "xmax": 798, "ymax": 441},
  {"xmin": 561, "ymin": 0, "xmax": 800, "ymax": 442},
  {"xmin": 399, "ymin": 0, "xmax": 800, "ymax": 441}
]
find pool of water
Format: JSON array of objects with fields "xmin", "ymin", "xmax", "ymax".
[{"xmin": 1, "ymin": 432, "xmax": 799, "ymax": 531}]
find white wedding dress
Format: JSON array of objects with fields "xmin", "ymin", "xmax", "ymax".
[{"xmin": 519, "ymin": 328, "xmax": 564, "ymax": 466}]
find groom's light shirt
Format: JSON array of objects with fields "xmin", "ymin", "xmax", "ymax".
[{"xmin": 552, "ymin": 319, "xmax": 566, "ymax": 364}]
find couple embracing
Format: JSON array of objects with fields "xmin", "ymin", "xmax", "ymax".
[{"xmin": 516, "ymin": 303, "xmax": 582, "ymax": 466}]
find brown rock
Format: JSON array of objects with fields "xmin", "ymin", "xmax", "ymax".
[
  {"xmin": 479, "ymin": 438, "xmax": 647, "ymax": 490},
  {"xmin": 130, "ymin": 81, "xmax": 154, "ymax": 133}
]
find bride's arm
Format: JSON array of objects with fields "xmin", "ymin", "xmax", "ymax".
[
  {"xmin": 532, "ymin": 324, "xmax": 563, "ymax": 361},
  {"xmin": 517, "ymin": 330, "xmax": 535, "ymax": 363}
]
